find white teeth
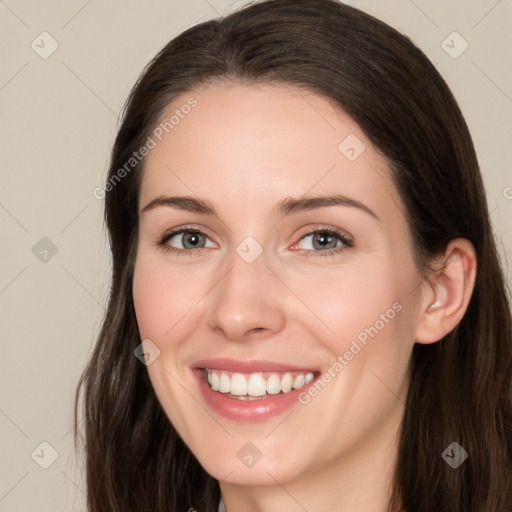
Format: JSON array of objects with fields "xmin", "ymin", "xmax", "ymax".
[
  {"xmin": 205, "ymin": 370, "xmax": 315, "ymax": 396},
  {"xmin": 266, "ymin": 374, "xmax": 282, "ymax": 394},
  {"xmin": 281, "ymin": 373, "xmax": 293, "ymax": 393},
  {"xmin": 219, "ymin": 372, "xmax": 231, "ymax": 393},
  {"xmin": 230, "ymin": 373, "xmax": 247, "ymax": 395},
  {"xmin": 247, "ymin": 373, "xmax": 267, "ymax": 396},
  {"xmin": 210, "ymin": 372, "xmax": 219, "ymax": 391},
  {"xmin": 293, "ymin": 374, "xmax": 305, "ymax": 389}
]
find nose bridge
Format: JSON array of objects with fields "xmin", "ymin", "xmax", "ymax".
[{"xmin": 206, "ymin": 236, "xmax": 285, "ymax": 340}]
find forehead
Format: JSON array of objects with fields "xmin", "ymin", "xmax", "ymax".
[{"xmin": 139, "ymin": 82, "xmax": 404, "ymax": 221}]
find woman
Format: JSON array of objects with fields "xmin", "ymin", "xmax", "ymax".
[{"xmin": 74, "ymin": 0, "xmax": 512, "ymax": 511}]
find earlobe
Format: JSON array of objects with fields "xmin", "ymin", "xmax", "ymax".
[{"xmin": 414, "ymin": 238, "xmax": 477, "ymax": 344}]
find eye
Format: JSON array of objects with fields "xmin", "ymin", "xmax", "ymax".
[
  {"xmin": 157, "ymin": 227, "xmax": 216, "ymax": 256},
  {"xmin": 292, "ymin": 227, "xmax": 354, "ymax": 258},
  {"xmin": 156, "ymin": 225, "xmax": 354, "ymax": 258}
]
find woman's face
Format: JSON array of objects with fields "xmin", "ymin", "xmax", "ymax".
[{"xmin": 132, "ymin": 82, "xmax": 426, "ymax": 486}]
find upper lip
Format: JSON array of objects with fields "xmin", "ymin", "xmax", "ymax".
[{"xmin": 192, "ymin": 358, "xmax": 318, "ymax": 373}]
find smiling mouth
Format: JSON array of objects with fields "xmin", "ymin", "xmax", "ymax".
[{"xmin": 201, "ymin": 368, "xmax": 317, "ymax": 400}]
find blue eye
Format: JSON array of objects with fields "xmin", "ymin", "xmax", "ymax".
[
  {"xmin": 157, "ymin": 225, "xmax": 353, "ymax": 258},
  {"xmin": 299, "ymin": 230, "xmax": 350, "ymax": 252},
  {"xmin": 158, "ymin": 228, "xmax": 215, "ymax": 256},
  {"xmin": 293, "ymin": 228, "xmax": 353, "ymax": 257}
]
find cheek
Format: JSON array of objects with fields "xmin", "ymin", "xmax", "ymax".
[
  {"xmin": 132, "ymin": 253, "xmax": 204, "ymax": 342},
  {"xmin": 294, "ymin": 259, "xmax": 405, "ymax": 353},
  {"xmin": 298, "ymin": 255, "xmax": 418, "ymax": 404}
]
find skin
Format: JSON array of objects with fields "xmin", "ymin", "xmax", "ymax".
[{"xmin": 132, "ymin": 82, "xmax": 476, "ymax": 512}]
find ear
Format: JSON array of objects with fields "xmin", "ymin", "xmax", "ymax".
[{"xmin": 414, "ymin": 238, "xmax": 477, "ymax": 344}]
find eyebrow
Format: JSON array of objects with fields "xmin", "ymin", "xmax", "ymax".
[{"xmin": 140, "ymin": 194, "xmax": 380, "ymax": 221}]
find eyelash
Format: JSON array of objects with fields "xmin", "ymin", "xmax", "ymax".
[{"xmin": 156, "ymin": 225, "xmax": 354, "ymax": 258}]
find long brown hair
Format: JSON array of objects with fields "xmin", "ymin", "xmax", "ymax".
[{"xmin": 74, "ymin": 1, "xmax": 512, "ymax": 510}]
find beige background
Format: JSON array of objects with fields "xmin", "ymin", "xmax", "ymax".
[{"xmin": 0, "ymin": 0, "xmax": 511, "ymax": 510}]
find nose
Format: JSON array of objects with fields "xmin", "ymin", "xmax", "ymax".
[{"xmin": 206, "ymin": 246, "xmax": 286, "ymax": 342}]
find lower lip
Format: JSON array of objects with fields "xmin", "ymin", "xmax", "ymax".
[{"xmin": 193, "ymin": 369, "xmax": 317, "ymax": 422}]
